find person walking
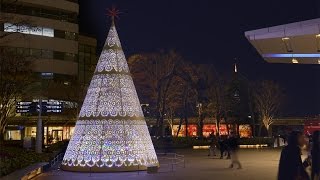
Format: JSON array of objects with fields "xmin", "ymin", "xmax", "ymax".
[
  {"xmin": 218, "ymin": 135, "xmax": 225, "ymax": 159},
  {"xmin": 225, "ymin": 135, "xmax": 231, "ymax": 159},
  {"xmin": 278, "ymin": 131, "xmax": 310, "ymax": 180},
  {"xmin": 228, "ymin": 132, "xmax": 242, "ymax": 169},
  {"xmin": 311, "ymin": 131, "xmax": 320, "ymax": 180},
  {"xmin": 208, "ymin": 133, "xmax": 217, "ymax": 156}
]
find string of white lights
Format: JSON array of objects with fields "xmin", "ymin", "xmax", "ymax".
[{"xmin": 61, "ymin": 24, "xmax": 158, "ymax": 171}]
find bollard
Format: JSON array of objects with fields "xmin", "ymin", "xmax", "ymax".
[{"xmin": 171, "ymin": 158, "xmax": 174, "ymax": 172}]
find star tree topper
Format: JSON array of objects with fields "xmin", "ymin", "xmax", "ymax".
[{"xmin": 107, "ymin": 6, "xmax": 121, "ymax": 23}]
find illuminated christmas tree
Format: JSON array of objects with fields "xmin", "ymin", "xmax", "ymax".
[{"xmin": 61, "ymin": 10, "xmax": 158, "ymax": 172}]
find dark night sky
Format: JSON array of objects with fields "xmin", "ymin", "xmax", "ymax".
[{"xmin": 78, "ymin": 0, "xmax": 320, "ymax": 117}]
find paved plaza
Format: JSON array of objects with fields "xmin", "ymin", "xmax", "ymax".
[{"xmin": 34, "ymin": 148, "xmax": 291, "ymax": 180}]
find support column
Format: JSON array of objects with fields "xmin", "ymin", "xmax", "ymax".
[{"xmin": 35, "ymin": 98, "xmax": 42, "ymax": 153}]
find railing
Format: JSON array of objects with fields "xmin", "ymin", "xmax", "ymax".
[
  {"xmin": 50, "ymin": 153, "xmax": 64, "ymax": 167},
  {"xmin": 43, "ymin": 151, "xmax": 65, "ymax": 172},
  {"xmin": 156, "ymin": 153, "xmax": 185, "ymax": 172}
]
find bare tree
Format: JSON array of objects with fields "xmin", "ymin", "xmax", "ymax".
[
  {"xmin": 165, "ymin": 76, "xmax": 185, "ymax": 135},
  {"xmin": 0, "ymin": 48, "xmax": 34, "ymax": 140},
  {"xmin": 191, "ymin": 65, "xmax": 226, "ymax": 136},
  {"xmin": 128, "ymin": 50, "xmax": 183, "ymax": 136},
  {"xmin": 252, "ymin": 80, "xmax": 283, "ymax": 137}
]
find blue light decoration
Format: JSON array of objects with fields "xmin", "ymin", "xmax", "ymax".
[
  {"xmin": 61, "ymin": 21, "xmax": 159, "ymax": 172},
  {"xmin": 262, "ymin": 53, "xmax": 320, "ymax": 58}
]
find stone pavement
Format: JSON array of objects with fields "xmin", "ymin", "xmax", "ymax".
[{"xmin": 34, "ymin": 149, "xmax": 285, "ymax": 180}]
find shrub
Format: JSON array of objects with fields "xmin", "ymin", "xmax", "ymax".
[{"xmin": 0, "ymin": 141, "xmax": 69, "ymax": 177}]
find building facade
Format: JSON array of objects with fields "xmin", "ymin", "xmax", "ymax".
[
  {"xmin": 78, "ymin": 34, "xmax": 97, "ymax": 86},
  {"xmin": 0, "ymin": 0, "xmax": 97, "ymax": 143}
]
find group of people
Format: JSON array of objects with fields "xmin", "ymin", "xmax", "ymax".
[
  {"xmin": 207, "ymin": 130, "xmax": 320, "ymax": 180},
  {"xmin": 278, "ymin": 130, "xmax": 320, "ymax": 180},
  {"xmin": 207, "ymin": 132, "xmax": 242, "ymax": 169}
]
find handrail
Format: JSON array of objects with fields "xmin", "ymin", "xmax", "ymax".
[{"xmin": 49, "ymin": 153, "xmax": 64, "ymax": 167}]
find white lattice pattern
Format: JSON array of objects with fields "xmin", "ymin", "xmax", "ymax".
[
  {"xmin": 62, "ymin": 22, "xmax": 158, "ymax": 171},
  {"xmin": 79, "ymin": 74, "xmax": 143, "ymax": 118},
  {"xmin": 62, "ymin": 120, "xmax": 158, "ymax": 168}
]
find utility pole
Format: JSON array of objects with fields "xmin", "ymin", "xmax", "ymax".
[{"xmin": 35, "ymin": 97, "xmax": 42, "ymax": 153}]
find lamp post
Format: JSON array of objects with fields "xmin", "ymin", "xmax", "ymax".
[
  {"xmin": 197, "ymin": 102, "xmax": 203, "ymax": 137},
  {"xmin": 35, "ymin": 72, "xmax": 53, "ymax": 153},
  {"xmin": 35, "ymin": 97, "xmax": 42, "ymax": 153}
]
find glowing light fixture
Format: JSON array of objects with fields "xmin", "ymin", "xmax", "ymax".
[
  {"xmin": 262, "ymin": 54, "xmax": 320, "ymax": 58},
  {"xmin": 61, "ymin": 21, "xmax": 158, "ymax": 172},
  {"xmin": 292, "ymin": 58, "xmax": 299, "ymax": 64},
  {"xmin": 281, "ymin": 37, "xmax": 293, "ymax": 52}
]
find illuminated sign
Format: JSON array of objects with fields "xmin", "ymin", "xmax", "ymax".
[{"xmin": 16, "ymin": 100, "xmax": 63, "ymax": 114}]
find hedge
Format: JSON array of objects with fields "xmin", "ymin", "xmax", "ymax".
[{"xmin": 0, "ymin": 141, "xmax": 68, "ymax": 177}]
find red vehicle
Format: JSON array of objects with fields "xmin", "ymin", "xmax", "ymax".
[{"xmin": 304, "ymin": 119, "xmax": 320, "ymax": 136}]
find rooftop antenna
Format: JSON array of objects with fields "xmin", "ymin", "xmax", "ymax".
[{"xmin": 234, "ymin": 57, "xmax": 238, "ymax": 73}]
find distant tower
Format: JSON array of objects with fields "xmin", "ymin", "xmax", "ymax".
[
  {"xmin": 233, "ymin": 61, "xmax": 240, "ymax": 100},
  {"xmin": 61, "ymin": 9, "xmax": 159, "ymax": 172}
]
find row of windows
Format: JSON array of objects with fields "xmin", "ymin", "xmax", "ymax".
[
  {"xmin": 39, "ymin": 72, "xmax": 77, "ymax": 86},
  {"xmin": 79, "ymin": 44, "xmax": 96, "ymax": 54},
  {"xmin": 78, "ymin": 69, "xmax": 94, "ymax": 85},
  {"xmin": 78, "ymin": 52, "xmax": 97, "ymax": 65},
  {"xmin": 78, "ymin": 43, "xmax": 97, "ymax": 65},
  {"xmin": 1, "ymin": 3, "xmax": 78, "ymax": 24},
  {"xmin": 39, "ymin": 69, "xmax": 94, "ymax": 86},
  {"xmin": 4, "ymin": 23, "xmax": 54, "ymax": 37},
  {"xmin": 4, "ymin": 46, "xmax": 97, "ymax": 85},
  {"xmin": 5, "ymin": 47, "xmax": 78, "ymax": 62},
  {"xmin": 78, "ymin": 43, "xmax": 97, "ymax": 85},
  {"xmin": 2, "ymin": 23, "xmax": 78, "ymax": 40}
]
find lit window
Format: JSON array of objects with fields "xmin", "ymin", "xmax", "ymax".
[
  {"xmin": 41, "ymin": 72, "xmax": 53, "ymax": 76},
  {"xmin": 64, "ymin": 81, "xmax": 70, "ymax": 85},
  {"xmin": 43, "ymin": 27, "xmax": 54, "ymax": 37},
  {"xmin": 318, "ymin": 59, "xmax": 320, "ymax": 64},
  {"xmin": 18, "ymin": 25, "xmax": 30, "ymax": 34},
  {"xmin": 41, "ymin": 72, "xmax": 54, "ymax": 79},
  {"xmin": 4, "ymin": 23, "xmax": 17, "ymax": 32},
  {"xmin": 292, "ymin": 58, "xmax": 299, "ymax": 64},
  {"xmin": 30, "ymin": 26, "xmax": 43, "ymax": 36},
  {"xmin": 4, "ymin": 22, "xmax": 54, "ymax": 37}
]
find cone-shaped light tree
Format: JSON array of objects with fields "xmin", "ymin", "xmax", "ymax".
[{"xmin": 61, "ymin": 20, "xmax": 159, "ymax": 172}]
